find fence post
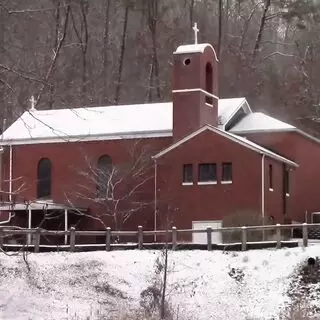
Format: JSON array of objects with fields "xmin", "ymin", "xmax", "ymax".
[
  {"xmin": 34, "ymin": 228, "xmax": 41, "ymax": 253},
  {"xmin": 241, "ymin": 226, "xmax": 247, "ymax": 251},
  {"xmin": 172, "ymin": 227, "xmax": 177, "ymax": 250},
  {"xmin": 0, "ymin": 228, "xmax": 4, "ymax": 248},
  {"xmin": 70, "ymin": 227, "xmax": 76, "ymax": 252},
  {"xmin": 207, "ymin": 227, "xmax": 212, "ymax": 251},
  {"xmin": 138, "ymin": 226, "xmax": 143, "ymax": 250},
  {"xmin": 276, "ymin": 224, "xmax": 281, "ymax": 249},
  {"xmin": 302, "ymin": 223, "xmax": 308, "ymax": 248},
  {"xmin": 105, "ymin": 227, "xmax": 111, "ymax": 252}
]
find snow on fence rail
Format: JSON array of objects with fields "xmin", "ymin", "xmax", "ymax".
[{"xmin": 0, "ymin": 222, "xmax": 319, "ymax": 253}]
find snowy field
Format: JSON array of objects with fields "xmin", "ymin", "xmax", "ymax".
[{"xmin": 0, "ymin": 246, "xmax": 319, "ymax": 320}]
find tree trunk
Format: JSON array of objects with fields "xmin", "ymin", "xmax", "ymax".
[
  {"xmin": 160, "ymin": 228, "xmax": 169, "ymax": 319},
  {"xmin": 145, "ymin": 61, "xmax": 154, "ymax": 102},
  {"xmin": 114, "ymin": 4, "xmax": 129, "ymax": 105},
  {"xmin": 49, "ymin": 0, "xmax": 61, "ymax": 109},
  {"xmin": 218, "ymin": 0, "xmax": 223, "ymax": 58},
  {"xmin": 35, "ymin": 4, "xmax": 70, "ymax": 108},
  {"xmin": 0, "ymin": 1, "xmax": 4, "ymax": 119},
  {"xmin": 151, "ymin": 29, "xmax": 161, "ymax": 100},
  {"xmin": 252, "ymin": 0, "xmax": 271, "ymax": 59},
  {"xmin": 148, "ymin": 0, "xmax": 161, "ymax": 100},
  {"xmin": 101, "ymin": 0, "xmax": 111, "ymax": 104},
  {"xmin": 189, "ymin": 0, "xmax": 195, "ymax": 28},
  {"xmin": 80, "ymin": 0, "xmax": 89, "ymax": 106}
]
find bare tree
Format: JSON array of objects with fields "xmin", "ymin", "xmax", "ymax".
[
  {"xmin": 70, "ymin": 0, "xmax": 89, "ymax": 105},
  {"xmin": 252, "ymin": 0, "xmax": 271, "ymax": 59},
  {"xmin": 35, "ymin": 2, "xmax": 71, "ymax": 107},
  {"xmin": 101, "ymin": 0, "xmax": 111, "ymax": 104},
  {"xmin": 145, "ymin": 0, "xmax": 162, "ymax": 101},
  {"xmin": 66, "ymin": 140, "xmax": 155, "ymax": 231}
]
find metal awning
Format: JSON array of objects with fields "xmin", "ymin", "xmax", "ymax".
[{"xmin": 0, "ymin": 200, "xmax": 85, "ymax": 211}]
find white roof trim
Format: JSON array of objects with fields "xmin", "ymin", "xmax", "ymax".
[
  {"xmin": 296, "ymin": 129, "xmax": 320, "ymax": 145},
  {"xmin": 231, "ymin": 128, "xmax": 296, "ymax": 135},
  {"xmin": 174, "ymin": 43, "xmax": 219, "ymax": 62},
  {"xmin": 0, "ymin": 130, "xmax": 172, "ymax": 146},
  {"xmin": 233, "ymin": 127, "xmax": 320, "ymax": 146},
  {"xmin": 172, "ymin": 88, "xmax": 219, "ymax": 100},
  {"xmin": 153, "ymin": 125, "xmax": 298, "ymax": 167}
]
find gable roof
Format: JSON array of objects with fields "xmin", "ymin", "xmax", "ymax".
[
  {"xmin": 0, "ymin": 98, "xmax": 248, "ymax": 145},
  {"xmin": 1, "ymin": 103, "xmax": 173, "ymax": 145},
  {"xmin": 153, "ymin": 125, "xmax": 298, "ymax": 167},
  {"xmin": 229, "ymin": 112, "xmax": 320, "ymax": 146},
  {"xmin": 229, "ymin": 112, "xmax": 295, "ymax": 134},
  {"xmin": 218, "ymin": 98, "xmax": 251, "ymax": 129}
]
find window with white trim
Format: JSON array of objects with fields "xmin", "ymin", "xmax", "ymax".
[
  {"xmin": 183, "ymin": 164, "xmax": 193, "ymax": 184},
  {"xmin": 222, "ymin": 162, "xmax": 232, "ymax": 183},
  {"xmin": 97, "ymin": 155, "xmax": 113, "ymax": 198},
  {"xmin": 205, "ymin": 62, "xmax": 213, "ymax": 105},
  {"xmin": 269, "ymin": 164, "xmax": 273, "ymax": 190},
  {"xmin": 37, "ymin": 158, "xmax": 52, "ymax": 199},
  {"xmin": 198, "ymin": 163, "xmax": 217, "ymax": 183},
  {"xmin": 284, "ymin": 169, "xmax": 290, "ymax": 195}
]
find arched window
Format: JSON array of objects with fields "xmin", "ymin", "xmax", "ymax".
[
  {"xmin": 37, "ymin": 158, "xmax": 52, "ymax": 199},
  {"xmin": 97, "ymin": 155, "xmax": 112, "ymax": 198},
  {"xmin": 205, "ymin": 62, "xmax": 213, "ymax": 105}
]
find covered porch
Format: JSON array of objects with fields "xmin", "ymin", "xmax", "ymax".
[{"xmin": 0, "ymin": 200, "xmax": 87, "ymax": 245}]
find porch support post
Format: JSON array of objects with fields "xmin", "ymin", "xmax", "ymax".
[
  {"xmin": 64, "ymin": 209, "xmax": 68, "ymax": 245},
  {"xmin": 28, "ymin": 207, "xmax": 32, "ymax": 245}
]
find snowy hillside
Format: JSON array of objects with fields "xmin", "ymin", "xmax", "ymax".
[{"xmin": 0, "ymin": 246, "xmax": 319, "ymax": 320}]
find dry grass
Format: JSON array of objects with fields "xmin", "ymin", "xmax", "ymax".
[{"xmin": 280, "ymin": 299, "xmax": 320, "ymax": 320}]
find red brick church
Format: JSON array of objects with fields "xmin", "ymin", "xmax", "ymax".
[{"xmin": 1, "ymin": 26, "xmax": 320, "ymax": 243}]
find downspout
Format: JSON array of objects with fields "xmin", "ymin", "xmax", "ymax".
[
  {"xmin": 9, "ymin": 144, "xmax": 12, "ymax": 203},
  {"xmin": 0, "ymin": 145, "xmax": 13, "ymax": 225},
  {"xmin": 261, "ymin": 154, "xmax": 266, "ymax": 240},
  {"xmin": 154, "ymin": 159, "xmax": 157, "ymax": 242}
]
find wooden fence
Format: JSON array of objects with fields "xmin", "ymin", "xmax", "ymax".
[{"xmin": 0, "ymin": 222, "xmax": 319, "ymax": 253}]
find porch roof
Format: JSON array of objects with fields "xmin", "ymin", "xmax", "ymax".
[{"xmin": 0, "ymin": 200, "xmax": 86, "ymax": 211}]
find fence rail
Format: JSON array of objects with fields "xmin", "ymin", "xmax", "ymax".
[{"xmin": 0, "ymin": 222, "xmax": 319, "ymax": 253}]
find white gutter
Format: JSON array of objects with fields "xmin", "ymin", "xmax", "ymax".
[
  {"xmin": 261, "ymin": 154, "xmax": 266, "ymax": 240},
  {"xmin": 154, "ymin": 159, "xmax": 157, "ymax": 242},
  {"xmin": 9, "ymin": 145, "xmax": 12, "ymax": 202},
  {"xmin": 261, "ymin": 154, "xmax": 265, "ymax": 221},
  {"xmin": 0, "ymin": 145, "xmax": 14, "ymax": 225}
]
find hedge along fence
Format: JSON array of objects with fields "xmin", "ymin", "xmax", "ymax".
[
  {"xmin": 222, "ymin": 210, "xmax": 280, "ymax": 243},
  {"xmin": 0, "ymin": 222, "xmax": 318, "ymax": 253}
]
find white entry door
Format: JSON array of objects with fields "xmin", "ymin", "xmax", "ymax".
[{"xmin": 192, "ymin": 220, "xmax": 222, "ymax": 244}]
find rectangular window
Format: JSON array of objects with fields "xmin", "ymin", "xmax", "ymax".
[
  {"xmin": 269, "ymin": 164, "xmax": 273, "ymax": 190},
  {"xmin": 284, "ymin": 170, "xmax": 290, "ymax": 195},
  {"xmin": 222, "ymin": 162, "xmax": 232, "ymax": 183},
  {"xmin": 198, "ymin": 163, "xmax": 217, "ymax": 183},
  {"xmin": 183, "ymin": 164, "xmax": 193, "ymax": 184}
]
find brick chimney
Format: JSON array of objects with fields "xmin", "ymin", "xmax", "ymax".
[{"xmin": 172, "ymin": 43, "xmax": 219, "ymax": 141}]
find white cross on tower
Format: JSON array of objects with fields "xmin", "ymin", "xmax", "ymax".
[
  {"xmin": 30, "ymin": 95, "xmax": 36, "ymax": 110},
  {"xmin": 193, "ymin": 22, "xmax": 199, "ymax": 44}
]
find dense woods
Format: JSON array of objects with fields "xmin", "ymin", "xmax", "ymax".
[{"xmin": 0, "ymin": 0, "xmax": 320, "ymax": 134}]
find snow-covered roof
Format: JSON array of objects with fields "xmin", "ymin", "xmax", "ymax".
[
  {"xmin": 1, "ymin": 98, "xmax": 248, "ymax": 145},
  {"xmin": 174, "ymin": 43, "xmax": 219, "ymax": 61},
  {"xmin": 218, "ymin": 98, "xmax": 250, "ymax": 128},
  {"xmin": 154, "ymin": 125, "xmax": 298, "ymax": 167},
  {"xmin": 1, "ymin": 103, "xmax": 173, "ymax": 145},
  {"xmin": 230, "ymin": 112, "xmax": 295, "ymax": 133}
]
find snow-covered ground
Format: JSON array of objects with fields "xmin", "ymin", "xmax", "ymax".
[{"xmin": 0, "ymin": 246, "xmax": 319, "ymax": 320}]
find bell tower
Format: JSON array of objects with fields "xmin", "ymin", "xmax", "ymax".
[{"xmin": 172, "ymin": 23, "xmax": 219, "ymax": 140}]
